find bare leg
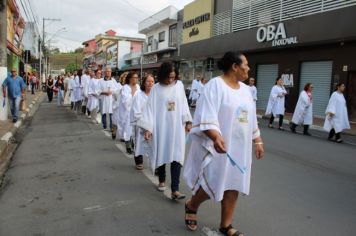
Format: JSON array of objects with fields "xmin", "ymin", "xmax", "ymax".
[
  {"xmin": 220, "ymin": 190, "xmax": 239, "ymax": 228},
  {"xmin": 187, "ymin": 186, "xmax": 210, "ymax": 211}
]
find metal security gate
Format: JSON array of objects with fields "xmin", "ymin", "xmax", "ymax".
[
  {"xmin": 300, "ymin": 61, "xmax": 333, "ymax": 118},
  {"xmin": 256, "ymin": 64, "xmax": 279, "ymax": 111}
]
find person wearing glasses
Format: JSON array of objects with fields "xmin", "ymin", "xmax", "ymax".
[
  {"xmin": 290, "ymin": 83, "xmax": 314, "ymax": 135},
  {"xmin": 2, "ymin": 69, "xmax": 26, "ymax": 123}
]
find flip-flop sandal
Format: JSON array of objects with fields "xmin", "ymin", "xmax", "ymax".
[
  {"xmin": 219, "ymin": 224, "xmax": 244, "ymax": 236},
  {"xmin": 172, "ymin": 192, "xmax": 186, "ymax": 200},
  {"xmin": 185, "ymin": 202, "xmax": 197, "ymax": 231}
]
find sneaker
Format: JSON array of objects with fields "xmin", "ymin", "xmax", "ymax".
[
  {"xmin": 157, "ymin": 183, "xmax": 166, "ymax": 192},
  {"xmin": 88, "ymin": 115, "xmax": 91, "ymax": 119},
  {"xmin": 336, "ymin": 138, "xmax": 343, "ymax": 143},
  {"xmin": 12, "ymin": 118, "xmax": 17, "ymax": 123}
]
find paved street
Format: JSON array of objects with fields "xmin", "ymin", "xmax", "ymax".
[{"xmin": 0, "ymin": 101, "xmax": 355, "ymax": 236}]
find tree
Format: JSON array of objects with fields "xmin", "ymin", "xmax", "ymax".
[
  {"xmin": 74, "ymin": 47, "xmax": 83, "ymax": 53},
  {"xmin": 65, "ymin": 63, "xmax": 79, "ymax": 73}
]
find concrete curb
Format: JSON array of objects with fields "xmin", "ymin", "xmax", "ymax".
[{"xmin": 0, "ymin": 93, "xmax": 45, "ymax": 184}]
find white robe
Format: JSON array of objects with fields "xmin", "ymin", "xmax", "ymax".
[
  {"xmin": 265, "ymin": 85, "xmax": 287, "ymax": 116},
  {"xmin": 292, "ymin": 91, "xmax": 313, "ymax": 125},
  {"xmin": 117, "ymin": 84, "xmax": 140, "ymax": 141},
  {"xmin": 99, "ymin": 78, "xmax": 118, "ymax": 114},
  {"xmin": 183, "ymin": 77, "xmax": 260, "ymax": 201},
  {"xmin": 72, "ymin": 76, "xmax": 84, "ymax": 102},
  {"xmin": 249, "ymin": 85, "xmax": 257, "ymax": 102},
  {"xmin": 137, "ymin": 80, "xmax": 192, "ymax": 172},
  {"xmin": 189, "ymin": 79, "xmax": 200, "ymax": 101},
  {"xmin": 87, "ymin": 78, "xmax": 101, "ymax": 112},
  {"xmin": 323, "ymin": 92, "xmax": 350, "ymax": 133},
  {"xmin": 64, "ymin": 77, "xmax": 72, "ymax": 105},
  {"xmin": 81, "ymin": 74, "xmax": 91, "ymax": 106},
  {"xmin": 112, "ymin": 82, "xmax": 123, "ymax": 128},
  {"xmin": 130, "ymin": 90, "xmax": 149, "ymax": 157}
]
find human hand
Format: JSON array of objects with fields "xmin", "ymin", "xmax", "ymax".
[
  {"xmin": 213, "ymin": 135, "xmax": 226, "ymax": 153},
  {"xmin": 144, "ymin": 131, "xmax": 152, "ymax": 140},
  {"xmin": 185, "ymin": 122, "xmax": 192, "ymax": 133},
  {"xmin": 255, "ymin": 143, "xmax": 264, "ymax": 160}
]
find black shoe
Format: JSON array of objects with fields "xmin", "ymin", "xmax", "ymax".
[
  {"xmin": 112, "ymin": 134, "xmax": 116, "ymax": 140},
  {"xmin": 12, "ymin": 119, "xmax": 17, "ymax": 123},
  {"xmin": 290, "ymin": 126, "xmax": 296, "ymax": 133},
  {"xmin": 303, "ymin": 132, "xmax": 311, "ymax": 136},
  {"xmin": 126, "ymin": 148, "xmax": 133, "ymax": 154},
  {"xmin": 278, "ymin": 127, "xmax": 284, "ymax": 131}
]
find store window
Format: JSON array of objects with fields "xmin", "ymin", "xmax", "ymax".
[
  {"xmin": 148, "ymin": 36, "xmax": 153, "ymax": 46},
  {"xmin": 159, "ymin": 31, "xmax": 165, "ymax": 42},
  {"xmin": 169, "ymin": 24, "xmax": 177, "ymax": 47}
]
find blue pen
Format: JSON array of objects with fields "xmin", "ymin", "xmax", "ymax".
[
  {"xmin": 2, "ymin": 99, "xmax": 5, "ymax": 108},
  {"xmin": 226, "ymin": 153, "xmax": 246, "ymax": 174}
]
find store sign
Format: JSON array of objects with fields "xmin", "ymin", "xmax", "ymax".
[
  {"xmin": 142, "ymin": 54, "xmax": 158, "ymax": 65},
  {"xmin": 183, "ymin": 13, "xmax": 210, "ymax": 29},
  {"xmin": 257, "ymin": 23, "xmax": 298, "ymax": 47},
  {"xmin": 281, "ymin": 73, "xmax": 294, "ymax": 87},
  {"xmin": 189, "ymin": 28, "xmax": 199, "ymax": 37},
  {"xmin": 106, "ymin": 44, "xmax": 118, "ymax": 68}
]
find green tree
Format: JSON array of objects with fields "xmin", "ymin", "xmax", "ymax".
[{"xmin": 65, "ymin": 63, "xmax": 79, "ymax": 73}]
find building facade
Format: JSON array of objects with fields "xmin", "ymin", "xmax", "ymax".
[{"xmin": 180, "ymin": 0, "xmax": 356, "ymax": 121}]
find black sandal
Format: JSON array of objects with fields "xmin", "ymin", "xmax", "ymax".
[
  {"xmin": 185, "ymin": 202, "xmax": 198, "ymax": 231},
  {"xmin": 219, "ymin": 224, "xmax": 244, "ymax": 236}
]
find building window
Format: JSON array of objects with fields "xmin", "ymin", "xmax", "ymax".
[
  {"xmin": 147, "ymin": 36, "xmax": 153, "ymax": 46},
  {"xmin": 159, "ymin": 31, "xmax": 165, "ymax": 42},
  {"xmin": 169, "ymin": 24, "xmax": 177, "ymax": 47}
]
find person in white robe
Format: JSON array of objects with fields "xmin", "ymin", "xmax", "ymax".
[
  {"xmin": 189, "ymin": 77, "xmax": 201, "ymax": 107},
  {"xmin": 324, "ymin": 82, "xmax": 350, "ymax": 143},
  {"xmin": 117, "ymin": 72, "xmax": 140, "ymax": 154},
  {"xmin": 72, "ymin": 70, "xmax": 84, "ymax": 113},
  {"xmin": 248, "ymin": 77, "xmax": 257, "ymax": 103},
  {"xmin": 99, "ymin": 67, "xmax": 118, "ymax": 130},
  {"xmin": 81, "ymin": 69, "xmax": 91, "ymax": 115},
  {"xmin": 183, "ymin": 52, "xmax": 264, "ymax": 235},
  {"xmin": 265, "ymin": 77, "xmax": 287, "ymax": 130},
  {"xmin": 130, "ymin": 74, "xmax": 155, "ymax": 170},
  {"xmin": 87, "ymin": 70, "xmax": 100, "ymax": 122},
  {"xmin": 138, "ymin": 62, "xmax": 192, "ymax": 200},
  {"xmin": 112, "ymin": 72, "xmax": 127, "ymax": 140},
  {"xmin": 290, "ymin": 83, "xmax": 314, "ymax": 135},
  {"xmin": 63, "ymin": 72, "xmax": 72, "ymax": 106}
]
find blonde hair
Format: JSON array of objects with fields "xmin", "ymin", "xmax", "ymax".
[{"xmin": 119, "ymin": 72, "xmax": 129, "ymax": 85}]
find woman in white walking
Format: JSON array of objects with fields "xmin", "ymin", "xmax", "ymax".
[
  {"xmin": 290, "ymin": 83, "xmax": 313, "ymax": 135},
  {"xmin": 112, "ymin": 72, "xmax": 126, "ymax": 140},
  {"xmin": 138, "ymin": 62, "xmax": 192, "ymax": 200},
  {"xmin": 88, "ymin": 70, "xmax": 102, "ymax": 123},
  {"xmin": 71, "ymin": 70, "xmax": 84, "ymax": 113},
  {"xmin": 130, "ymin": 74, "xmax": 155, "ymax": 170},
  {"xmin": 183, "ymin": 52, "xmax": 264, "ymax": 236},
  {"xmin": 117, "ymin": 72, "xmax": 140, "ymax": 154},
  {"xmin": 265, "ymin": 77, "xmax": 287, "ymax": 130},
  {"xmin": 324, "ymin": 82, "xmax": 350, "ymax": 143}
]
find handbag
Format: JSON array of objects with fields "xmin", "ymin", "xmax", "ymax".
[{"xmin": 20, "ymin": 98, "xmax": 26, "ymax": 111}]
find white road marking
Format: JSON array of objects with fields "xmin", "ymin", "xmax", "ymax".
[
  {"xmin": 83, "ymin": 200, "xmax": 133, "ymax": 213},
  {"xmin": 14, "ymin": 120, "xmax": 22, "ymax": 128},
  {"xmin": 1, "ymin": 132, "xmax": 13, "ymax": 142}
]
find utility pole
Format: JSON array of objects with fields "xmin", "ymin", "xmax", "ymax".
[
  {"xmin": 42, "ymin": 18, "xmax": 60, "ymax": 80},
  {"xmin": 0, "ymin": 0, "xmax": 8, "ymax": 120}
]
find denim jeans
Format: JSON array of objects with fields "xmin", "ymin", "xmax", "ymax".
[
  {"xmin": 157, "ymin": 161, "xmax": 182, "ymax": 192},
  {"xmin": 9, "ymin": 96, "xmax": 21, "ymax": 121},
  {"xmin": 102, "ymin": 113, "xmax": 112, "ymax": 130},
  {"xmin": 57, "ymin": 89, "xmax": 64, "ymax": 106}
]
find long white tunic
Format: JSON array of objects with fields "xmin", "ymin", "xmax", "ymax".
[
  {"xmin": 189, "ymin": 79, "xmax": 200, "ymax": 101},
  {"xmin": 99, "ymin": 78, "xmax": 118, "ymax": 114},
  {"xmin": 64, "ymin": 77, "xmax": 72, "ymax": 105},
  {"xmin": 87, "ymin": 78, "xmax": 101, "ymax": 112},
  {"xmin": 112, "ymin": 82, "xmax": 123, "ymax": 128},
  {"xmin": 292, "ymin": 91, "xmax": 313, "ymax": 125},
  {"xmin": 323, "ymin": 92, "xmax": 350, "ymax": 133},
  {"xmin": 117, "ymin": 84, "xmax": 140, "ymax": 141},
  {"xmin": 130, "ymin": 90, "xmax": 149, "ymax": 157},
  {"xmin": 81, "ymin": 74, "xmax": 91, "ymax": 105},
  {"xmin": 265, "ymin": 85, "xmax": 287, "ymax": 116},
  {"xmin": 249, "ymin": 85, "xmax": 257, "ymax": 102},
  {"xmin": 183, "ymin": 77, "xmax": 260, "ymax": 201},
  {"xmin": 137, "ymin": 80, "xmax": 192, "ymax": 172},
  {"xmin": 72, "ymin": 76, "xmax": 84, "ymax": 102}
]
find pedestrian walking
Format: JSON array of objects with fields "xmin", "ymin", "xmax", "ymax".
[
  {"xmin": 81, "ymin": 69, "xmax": 91, "ymax": 115},
  {"xmin": 183, "ymin": 52, "xmax": 264, "ymax": 235},
  {"xmin": 55, "ymin": 76, "xmax": 65, "ymax": 106},
  {"xmin": 189, "ymin": 77, "xmax": 201, "ymax": 107},
  {"xmin": 71, "ymin": 70, "xmax": 84, "ymax": 113},
  {"xmin": 53, "ymin": 76, "xmax": 59, "ymax": 97},
  {"xmin": 112, "ymin": 72, "xmax": 126, "ymax": 140},
  {"xmin": 118, "ymin": 72, "xmax": 140, "ymax": 154},
  {"xmin": 266, "ymin": 77, "xmax": 287, "ymax": 130},
  {"xmin": 63, "ymin": 72, "xmax": 72, "ymax": 106},
  {"xmin": 99, "ymin": 67, "xmax": 118, "ymax": 131},
  {"xmin": 290, "ymin": 83, "xmax": 314, "ymax": 135},
  {"xmin": 324, "ymin": 82, "xmax": 350, "ymax": 143},
  {"xmin": 46, "ymin": 75, "xmax": 54, "ymax": 102},
  {"xmin": 30, "ymin": 72, "xmax": 37, "ymax": 95},
  {"xmin": 138, "ymin": 61, "xmax": 192, "ymax": 199},
  {"xmin": 88, "ymin": 70, "xmax": 102, "ymax": 124},
  {"xmin": 2, "ymin": 68, "xmax": 26, "ymax": 123},
  {"xmin": 248, "ymin": 77, "xmax": 257, "ymax": 103},
  {"xmin": 130, "ymin": 74, "xmax": 155, "ymax": 170}
]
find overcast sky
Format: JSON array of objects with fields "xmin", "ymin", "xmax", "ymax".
[{"xmin": 20, "ymin": 0, "xmax": 194, "ymax": 52}]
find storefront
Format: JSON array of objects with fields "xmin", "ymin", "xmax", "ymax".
[{"xmin": 180, "ymin": 2, "xmax": 356, "ymax": 120}]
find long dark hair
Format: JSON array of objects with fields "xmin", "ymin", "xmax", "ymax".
[
  {"xmin": 217, "ymin": 51, "xmax": 243, "ymax": 73},
  {"xmin": 157, "ymin": 61, "xmax": 179, "ymax": 84},
  {"xmin": 125, "ymin": 72, "xmax": 138, "ymax": 85},
  {"xmin": 335, "ymin": 82, "xmax": 344, "ymax": 91}
]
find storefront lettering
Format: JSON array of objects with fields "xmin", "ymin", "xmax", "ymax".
[
  {"xmin": 142, "ymin": 54, "xmax": 158, "ymax": 65},
  {"xmin": 257, "ymin": 23, "xmax": 298, "ymax": 47},
  {"xmin": 281, "ymin": 73, "xmax": 294, "ymax": 87},
  {"xmin": 189, "ymin": 28, "xmax": 199, "ymax": 37},
  {"xmin": 183, "ymin": 13, "xmax": 210, "ymax": 29}
]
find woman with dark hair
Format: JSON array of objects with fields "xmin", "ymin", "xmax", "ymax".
[
  {"xmin": 324, "ymin": 82, "xmax": 350, "ymax": 143},
  {"xmin": 183, "ymin": 52, "xmax": 264, "ymax": 235},
  {"xmin": 290, "ymin": 83, "xmax": 314, "ymax": 135},
  {"xmin": 130, "ymin": 74, "xmax": 155, "ymax": 170},
  {"xmin": 118, "ymin": 72, "xmax": 140, "ymax": 154},
  {"xmin": 56, "ymin": 76, "xmax": 65, "ymax": 106},
  {"xmin": 46, "ymin": 75, "xmax": 54, "ymax": 102},
  {"xmin": 138, "ymin": 61, "xmax": 192, "ymax": 199},
  {"xmin": 265, "ymin": 76, "xmax": 287, "ymax": 130},
  {"xmin": 72, "ymin": 70, "xmax": 84, "ymax": 113}
]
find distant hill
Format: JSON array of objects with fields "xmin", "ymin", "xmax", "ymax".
[{"xmin": 49, "ymin": 53, "xmax": 83, "ymax": 70}]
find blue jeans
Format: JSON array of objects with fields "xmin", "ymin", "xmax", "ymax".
[
  {"xmin": 9, "ymin": 96, "xmax": 21, "ymax": 121},
  {"xmin": 57, "ymin": 89, "xmax": 64, "ymax": 106},
  {"xmin": 102, "ymin": 113, "xmax": 112, "ymax": 130}
]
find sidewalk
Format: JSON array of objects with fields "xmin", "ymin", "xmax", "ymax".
[{"xmin": 257, "ymin": 110, "xmax": 356, "ymax": 136}]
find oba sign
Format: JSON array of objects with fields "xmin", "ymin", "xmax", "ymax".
[{"xmin": 257, "ymin": 23, "xmax": 298, "ymax": 47}]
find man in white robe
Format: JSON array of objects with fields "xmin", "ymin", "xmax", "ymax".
[
  {"xmin": 88, "ymin": 70, "xmax": 102, "ymax": 123},
  {"xmin": 265, "ymin": 79, "xmax": 287, "ymax": 130},
  {"xmin": 189, "ymin": 77, "xmax": 201, "ymax": 107}
]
